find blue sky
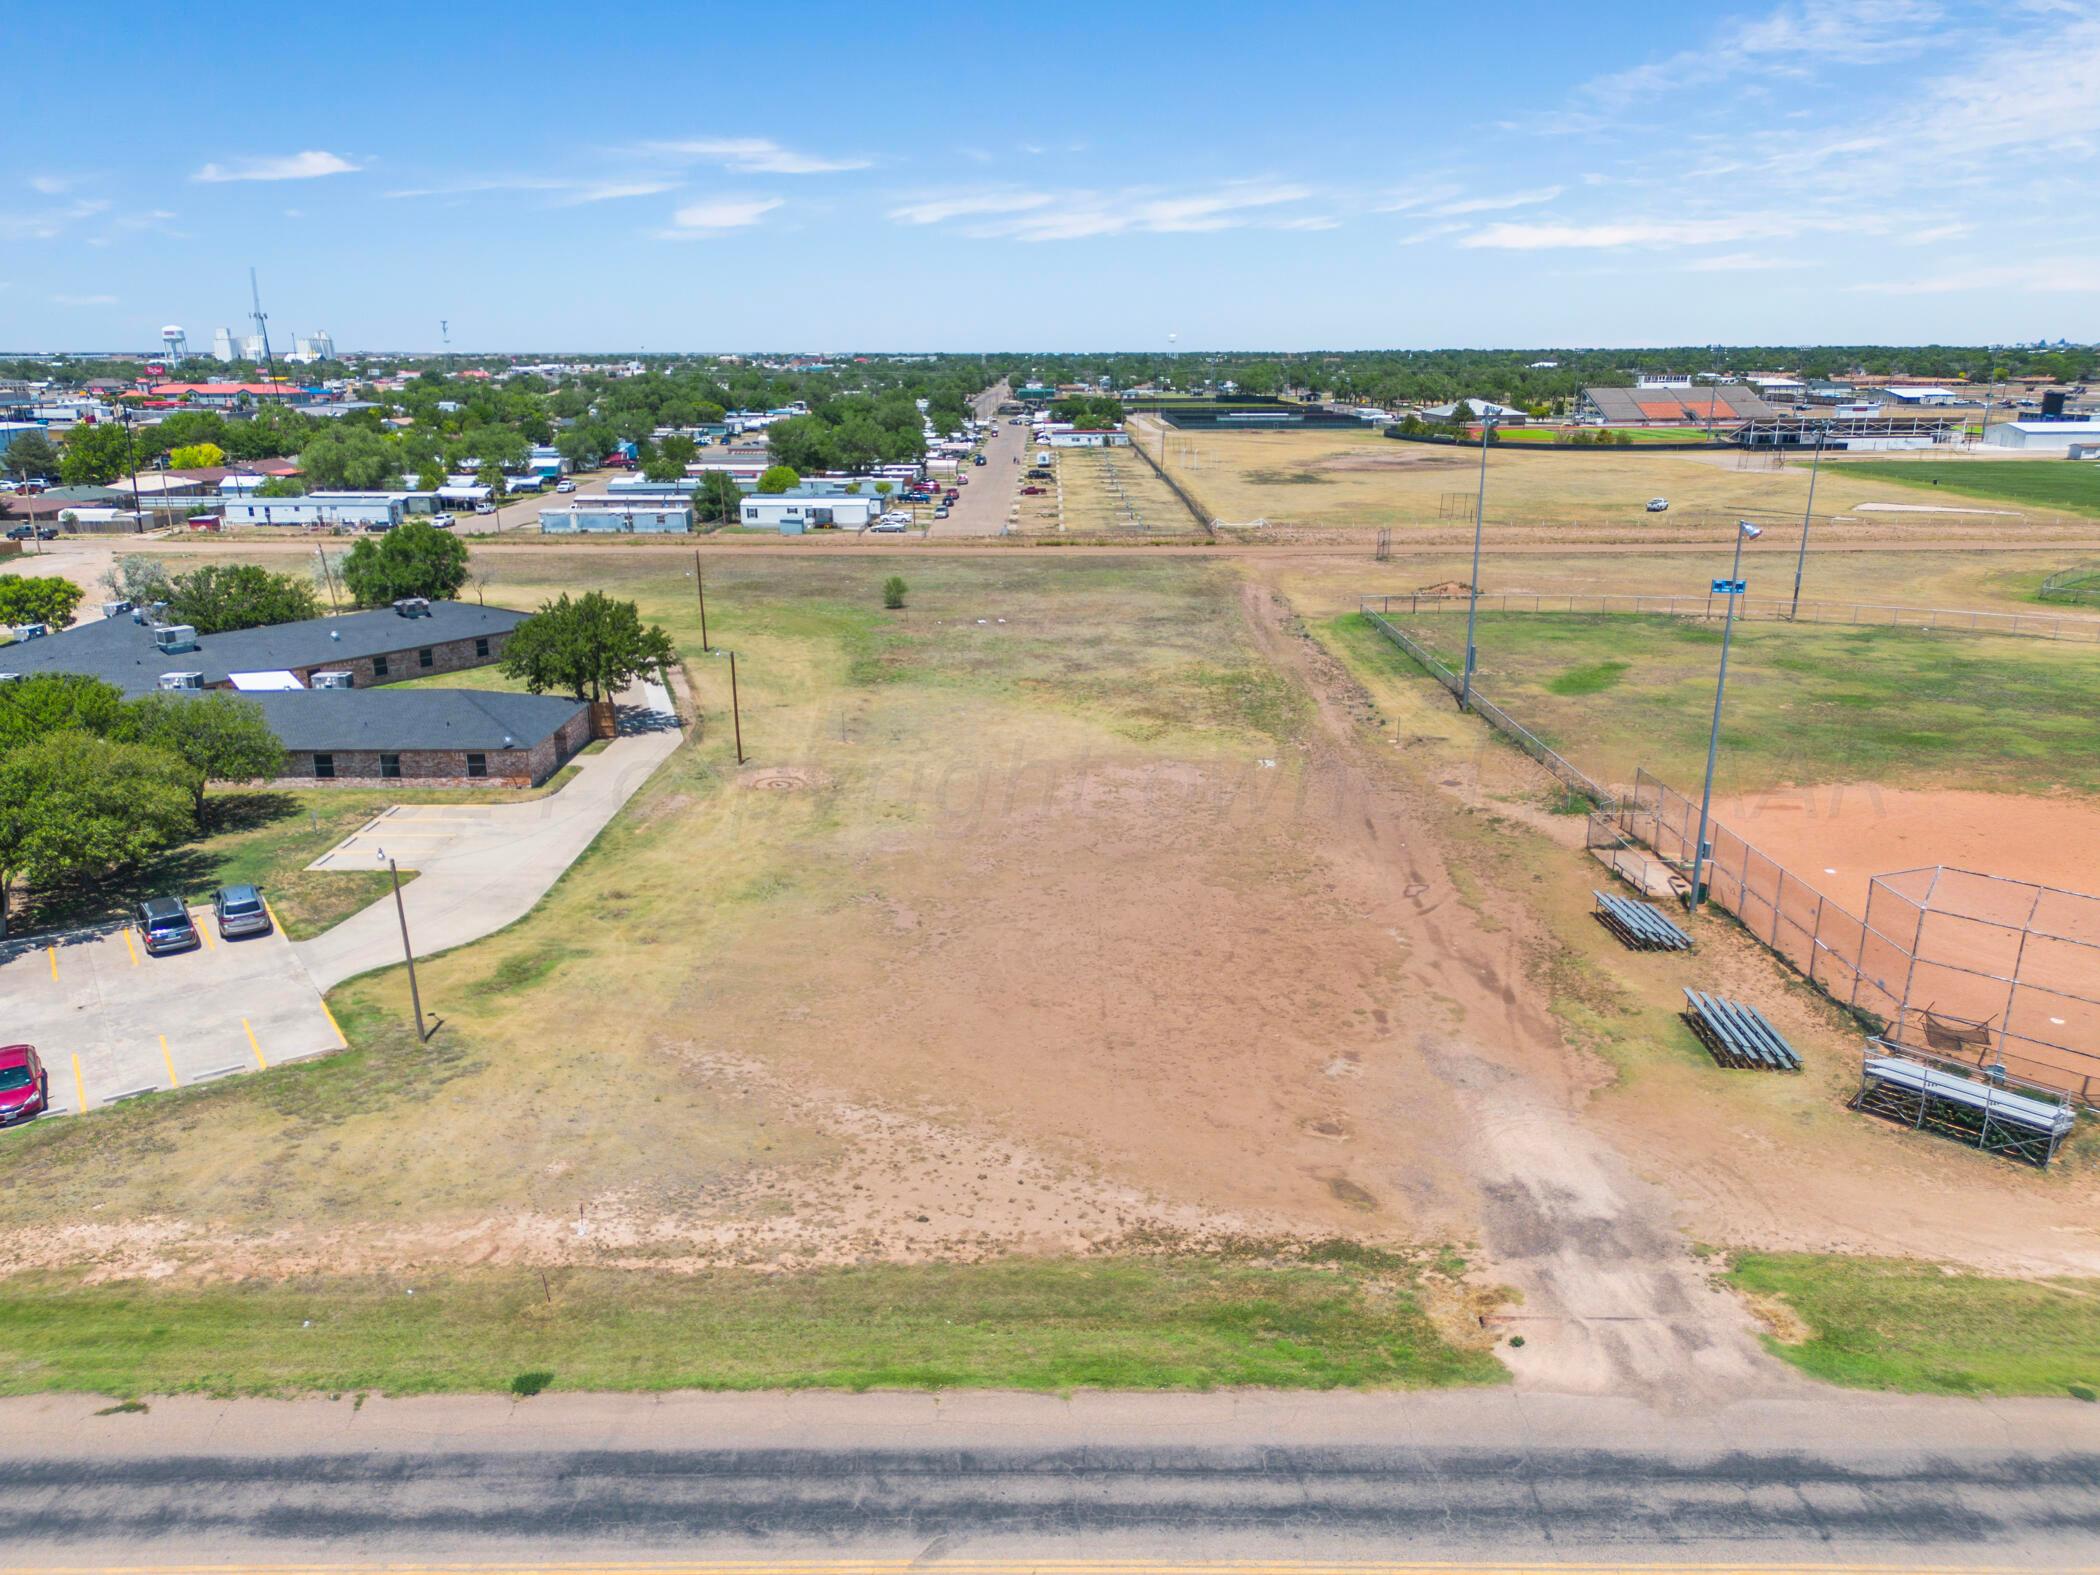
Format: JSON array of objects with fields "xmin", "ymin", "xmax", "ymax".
[{"xmin": 8, "ymin": 0, "xmax": 2098, "ymax": 352}]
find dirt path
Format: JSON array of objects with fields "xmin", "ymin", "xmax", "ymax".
[{"xmin": 1235, "ymin": 580, "xmax": 1790, "ymax": 1402}]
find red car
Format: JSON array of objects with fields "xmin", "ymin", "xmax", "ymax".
[
  {"xmin": 1021, "ymin": 485, "xmax": 1045, "ymax": 495},
  {"xmin": 0, "ymin": 1045, "xmax": 48, "ymax": 1127}
]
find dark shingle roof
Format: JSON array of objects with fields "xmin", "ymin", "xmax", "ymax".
[
  {"xmin": 252, "ymin": 689, "xmax": 584, "ymax": 752},
  {"xmin": 0, "ymin": 600, "xmax": 528, "ymax": 695}
]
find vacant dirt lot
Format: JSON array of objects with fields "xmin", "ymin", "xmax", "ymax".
[{"xmin": 6, "ymin": 550, "xmax": 2096, "ymax": 1396}]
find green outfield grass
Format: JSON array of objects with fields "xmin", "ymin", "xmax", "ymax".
[
  {"xmin": 1345, "ymin": 609, "xmax": 2100, "ymax": 796},
  {"xmin": 1838, "ymin": 459, "xmax": 2100, "ymax": 517},
  {"xmin": 1491, "ymin": 427, "xmax": 1717, "ymax": 446},
  {"xmin": 0, "ymin": 1253, "xmax": 1505, "ymax": 1398},
  {"xmin": 1728, "ymin": 1254, "xmax": 2100, "ymax": 1396}
]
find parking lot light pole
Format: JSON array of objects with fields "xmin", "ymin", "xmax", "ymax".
[
  {"xmin": 1690, "ymin": 520, "xmax": 1763, "ymax": 910},
  {"xmin": 1788, "ymin": 423, "xmax": 1826, "ymax": 620},
  {"xmin": 1460, "ymin": 409, "xmax": 1495, "ymax": 712},
  {"xmin": 388, "ymin": 857, "xmax": 429, "ymax": 1041}
]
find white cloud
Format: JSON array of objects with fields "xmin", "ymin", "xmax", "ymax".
[
  {"xmin": 193, "ymin": 150, "xmax": 361, "ymax": 183},
  {"xmin": 1863, "ymin": 259, "xmax": 2100, "ymax": 293},
  {"xmin": 889, "ymin": 191, "xmax": 1053, "ymax": 225},
  {"xmin": 1375, "ymin": 182, "xmax": 1463, "ymax": 214},
  {"xmin": 1461, "ymin": 213, "xmax": 1827, "ymax": 250},
  {"xmin": 387, "ymin": 174, "xmax": 675, "ymax": 204},
  {"xmin": 655, "ymin": 196, "xmax": 783, "ymax": 237},
  {"xmin": 1681, "ymin": 251, "xmax": 1809, "ymax": 272},
  {"xmin": 9, "ymin": 197, "xmax": 110, "ymax": 240},
  {"xmin": 1583, "ymin": 0, "xmax": 1943, "ymax": 103},
  {"xmin": 1269, "ymin": 215, "xmax": 1342, "ymax": 231},
  {"xmin": 906, "ymin": 182, "xmax": 1320, "ymax": 242},
  {"xmin": 29, "ymin": 174, "xmax": 72, "ymax": 195},
  {"xmin": 635, "ymin": 138, "xmax": 869, "ymax": 174},
  {"xmin": 1429, "ymin": 185, "xmax": 1564, "ymax": 216},
  {"xmin": 1397, "ymin": 221, "xmax": 1471, "ymax": 246},
  {"xmin": 52, "ymin": 292, "xmax": 116, "ymax": 306}
]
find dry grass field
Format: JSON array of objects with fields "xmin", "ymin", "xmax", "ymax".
[
  {"xmin": 1140, "ymin": 418, "xmax": 2100, "ymax": 537},
  {"xmin": 1009, "ymin": 446, "xmax": 1202, "ymax": 536},
  {"xmin": 3, "ymin": 544, "xmax": 2097, "ymax": 1398}
]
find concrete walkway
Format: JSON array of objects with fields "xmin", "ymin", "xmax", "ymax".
[{"xmin": 293, "ymin": 681, "xmax": 682, "ymax": 992}]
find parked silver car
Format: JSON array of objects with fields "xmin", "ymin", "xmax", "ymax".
[{"xmin": 212, "ymin": 883, "xmax": 273, "ymax": 940}]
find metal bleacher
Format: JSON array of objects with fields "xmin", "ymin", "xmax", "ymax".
[
  {"xmin": 1592, "ymin": 891, "xmax": 1692, "ymax": 952},
  {"xmin": 1682, "ymin": 989, "xmax": 1801, "ymax": 1071}
]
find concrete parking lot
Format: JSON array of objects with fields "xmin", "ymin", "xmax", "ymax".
[{"xmin": 0, "ymin": 903, "xmax": 343, "ymax": 1118}]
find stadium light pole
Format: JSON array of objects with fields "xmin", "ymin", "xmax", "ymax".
[
  {"xmin": 1689, "ymin": 520, "xmax": 1763, "ymax": 910},
  {"xmin": 1788, "ymin": 422, "xmax": 1826, "ymax": 620},
  {"xmin": 1460, "ymin": 408, "xmax": 1496, "ymax": 713}
]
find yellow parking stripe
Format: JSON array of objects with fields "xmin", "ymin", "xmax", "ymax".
[
  {"xmin": 264, "ymin": 896, "xmax": 284, "ymax": 932},
  {"xmin": 197, "ymin": 917, "xmax": 216, "ymax": 950},
  {"xmin": 160, "ymin": 1033, "xmax": 179, "ymax": 1088},
  {"xmin": 320, "ymin": 999, "xmax": 348, "ymax": 1048},
  {"xmin": 242, "ymin": 1017, "xmax": 268, "ymax": 1069},
  {"xmin": 123, "ymin": 926, "xmax": 140, "ymax": 966},
  {"xmin": 70, "ymin": 1053, "xmax": 85, "ymax": 1111},
  {"xmin": 46, "ymin": 945, "xmax": 57, "ymax": 981}
]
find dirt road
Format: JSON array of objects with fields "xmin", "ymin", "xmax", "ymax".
[{"xmin": 1236, "ymin": 582, "xmax": 1785, "ymax": 1402}]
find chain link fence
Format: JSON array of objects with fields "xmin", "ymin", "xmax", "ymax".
[
  {"xmin": 1608, "ymin": 769, "xmax": 2100, "ymax": 1108},
  {"xmin": 1363, "ymin": 590, "xmax": 2100, "ymax": 644}
]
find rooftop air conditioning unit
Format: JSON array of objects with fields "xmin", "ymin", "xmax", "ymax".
[
  {"xmin": 392, "ymin": 596, "xmax": 431, "ymax": 618},
  {"xmin": 311, "ymin": 670, "xmax": 355, "ymax": 690},
  {"xmin": 13, "ymin": 623, "xmax": 48, "ymax": 641},
  {"xmin": 158, "ymin": 671, "xmax": 204, "ymax": 691},
  {"xmin": 153, "ymin": 624, "xmax": 198, "ymax": 653},
  {"xmin": 102, "ymin": 599, "xmax": 133, "ymax": 619}
]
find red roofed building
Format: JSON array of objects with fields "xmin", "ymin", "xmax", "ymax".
[{"xmin": 148, "ymin": 382, "xmax": 308, "ymax": 408}]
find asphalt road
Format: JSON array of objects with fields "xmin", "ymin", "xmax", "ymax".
[{"xmin": 4, "ymin": 1389, "xmax": 2098, "ymax": 1569}]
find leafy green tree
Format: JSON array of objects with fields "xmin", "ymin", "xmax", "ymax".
[
  {"xmin": 498, "ymin": 591, "xmax": 676, "ymax": 703},
  {"xmin": 147, "ymin": 411, "xmax": 230, "ymax": 458},
  {"xmin": 2, "ymin": 430, "xmax": 60, "ymax": 482},
  {"xmin": 166, "ymin": 442, "xmax": 227, "ymax": 470},
  {"xmin": 656, "ymin": 433, "xmax": 698, "ymax": 468},
  {"xmin": 0, "ymin": 575, "xmax": 86, "ymax": 629},
  {"xmin": 417, "ymin": 463, "xmax": 446, "ymax": 493},
  {"xmin": 165, "ymin": 563, "xmax": 321, "ymax": 634},
  {"xmin": 642, "ymin": 455, "xmax": 686, "ymax": 483},
  {"xmin": 0, "ymin": 731, "xmax": 197, "ymax": 938},
  {"xmin": 340, "ymin": 518, "xmax": 471, "ymax": 606},
  {"xmin": 100, "ymin": 554, "xmax": 174, "ymax": 606},
  {"xmin": 690, "ymin": 471, "xmax": 742, "ymax": 524},
  {"xmin": 0, "ymin": 673, "xmax": 129, "ymax": 752},
  {"xmin": 298, "ymin": 426, "xmax": 402, "ymax": 491},
  {"xmin": 59, "ymin": 421, "xmax": 134, "ymax": 486},
  {"xmin": 555, "ymin": 424, "xmax": 609, "ymax": 471},
  {"xmin": 255, "ymin": 475, "xmax": 306, "ymax": 498},
  {"xmin": 124, "ymin": 691, "xmax": 285, "ymax": 823},
  {"xmin": 755, "ymin": 465, "xmax": 800, "ymax": 494},
  {"xmin": 882, "ymin": 576, "xmax": 908, "ymax": 610}
]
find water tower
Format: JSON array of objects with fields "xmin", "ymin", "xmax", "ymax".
[{"xmin": 161, "ymin": 324, "xmax": 189, "ymax": 362}]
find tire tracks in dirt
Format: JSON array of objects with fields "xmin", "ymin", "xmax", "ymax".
[{"xmin": 1237, "ymin": 578, "xmax": 1796, "ymax": 1405}]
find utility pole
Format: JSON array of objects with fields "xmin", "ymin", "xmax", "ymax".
[
  {"xmin": 728, "ymin": 650, "xmax": 745, "ymax": 764},
  {"xmin": 118, "ymin": 407, "xmax": 144, "ymax": 533},
  {"xmin": 315, "ymin": 544, "xmax": 341, "ymax": 614},
  {"xmin": 1788, "ymin": 423, "xmax": 1826, "ymax": 620},
  {"xmin": 389, "ymin": 857, "xmax": 430, "ymax": 1041},
  {"xmin": 693, "ymin": 549, "xmax": 710, "ymax": 651},
  {"xmin": 1460, "ymin": 409, "xmax": 1495, "ymax": 712},
  {"xmin": 1689, "ymin": 521, "xmax": 1763, "ymax": 909}
]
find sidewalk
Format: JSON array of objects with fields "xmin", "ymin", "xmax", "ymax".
[{"xmin": 293, "ymin": 680, "xmax": 682, "ymax": 992}]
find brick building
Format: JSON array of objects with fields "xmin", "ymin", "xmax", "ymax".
[{"xmin": 0, "ymin": 599, "xmax": 590, "ymax": 787}]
